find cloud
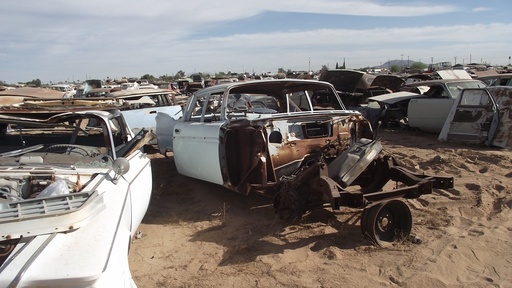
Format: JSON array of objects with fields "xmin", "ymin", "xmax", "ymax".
[
  {"xmin": 268, "ymin": 0, "xmax": 459, "ymax": 16},
  {"xmin": 472, "ymin": 7, "xmax": 494, "ymax": 12},
  {"xmin": 0, "ymin": 1, "xmax": 509, "ymax": 83},
  {"xmin": 172, "ymin": 22, "xmax": 512, "ymax": 71}
]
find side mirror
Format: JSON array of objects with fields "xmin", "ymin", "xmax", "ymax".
[{"xmin": 112, "ymin": 157, "xmax": 130, "ymax": 184}]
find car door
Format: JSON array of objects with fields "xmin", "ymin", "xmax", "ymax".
[
  {"xmin": 107, "ymin": 115, "xmax": 153, "ymax": 235},
  {"xmin": 407, "ymin": 84, "xmax": 454, "ymax": 132},
  {"xmin": 172, "ymin": 93, "xmax": 225, "ymax": 185},
  {"xmin": 439, "ymin": 88, "xmax": 499, "ymax": 146},
  {"xmin": 124, "ymin": 149, "xmax": 152, "ymax": 234}
]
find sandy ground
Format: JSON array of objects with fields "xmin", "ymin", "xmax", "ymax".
[{"xmin": 128, "ymin": 129, "xmax": 512, "ymax": 288}]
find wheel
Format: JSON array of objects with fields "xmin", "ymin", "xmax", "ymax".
[
  {"xmin": 273, "ymin": 188, "xmax": 305, "ymax": 224},
  {"xmin": 361, "ymin": 200, "xmax": 412, "ymax": 246},
  {"xmin": 45, "ymin": 144, "xmax": 95, "ymax": 156}
]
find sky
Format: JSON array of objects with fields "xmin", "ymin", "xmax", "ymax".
[{"xmin": 1, "ymin": 0, "xmax": 511, "ymax": 84}]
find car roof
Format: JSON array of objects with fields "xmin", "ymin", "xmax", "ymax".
[
  {"xmin": 87, "ymin": 87, "xmax": 113, "ymax": 93},
  {"xmin": 196, "ymin": 79, "xmax": 336, "ymax": 95},
  {"xmin": 406, "ymin": 78, "xmax": 484, "ymax": 86},
  {"xmin": 0, "ymin": 87, "xmax": 64, "ymax": 98},
  {"xmin": 109, "ymin": 88, "xmax": 174, "ymax": 98},
  {"xmin": 478, "ymin": 73, "xmax": 512, "ymax": 79}
]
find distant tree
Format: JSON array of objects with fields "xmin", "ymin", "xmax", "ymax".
[
  {"xmin": 175, "ymin": 70, "xmax": 186, "ymax": 79},
  {"xmin": 26, "ymin": 79, "xmax": 41, "ymax": 87},
  {"xmin": 277, "ymin": 67, "xmax": 286, "ymax": 74},
  {"xmin": 140, "ymin": 74, "xmax": 158, "ymax": 82},
  {"xmin": 390, "ymin": 65, "xmax": 401, "ymax": 73},
  {"xmin": 335, "ymin": 62, "xmax": 339, "ymax": 69},
  {"xmin": 215, "ymin": 72, "xmax": 227, "ymax": 78},
  {"xmin": 159, "ymin": 75, "xmax": 174, "ymax": 82},
  {"xmin": 0, "ymin": 80, "xmax": 5, "ymax": 86},
  {"xmin": 319, "ymin": 65, "xmax": 329, "ymax": 75},
  {"xmin": 195, "ymin": 72, "xmax": 211, "ymax": 79},
  {"xmin": 411, "ymin": 62, "xmax": 427, "ymax": 70}
]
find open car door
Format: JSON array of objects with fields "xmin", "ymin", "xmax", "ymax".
[{"xmin": 439, "ymin": 87, "xmax": 511, "ymax": 148}]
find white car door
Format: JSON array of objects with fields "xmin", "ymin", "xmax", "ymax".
[
  {"xmin": 408, "ymin": 97, "xmax": 455, "ymax": 132},
  {"xmin": 172, "ymin": 94, "xmax": 225, "ymax": 185},
  {"xmin": 124, "ymin": 150, "xmax": 152, "ymax": 233}
]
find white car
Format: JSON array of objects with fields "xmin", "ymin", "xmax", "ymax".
[
  {"xmin": 368, "ymin": 79, "xmax": 487, "ymax": 132},
  {"xmin": 155, "ymin": 79, "xmax": 453, "ymax": 246},
  {"xmin": 0, "ymin": 98, "xmax": 153, "ymax": 287},
  {"xmin": 108, "ymin": 89, "xmax": 185, "ymax": 142}
]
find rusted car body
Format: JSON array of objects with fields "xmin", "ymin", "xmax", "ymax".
[
  {"xmin": 155, "ymin": 79, "xmax": 453, "ymax": 245},
  {"xmin": 439, "ymin": 86, "xmax": 512, "ymax": 148},
  {"xmin": 0, "ymin": 87, "xmax": 65, "ymax": 105}
]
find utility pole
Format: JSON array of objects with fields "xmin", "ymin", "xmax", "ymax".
[{"xmin": 454, "ymin": 56, "xmax": 457, "ymax": 65}]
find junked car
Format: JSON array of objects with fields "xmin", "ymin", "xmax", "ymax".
[
  {"xmin": 368, "ymin": 79, "xmax": 487, "ymax": 132},
  {"xmin": 155, "ymin": 79, "xmax": 454, "ymax": 245},
  {"xmin": 107, "ymin": 89, "xmax": 185, "ymax": 136},
  {"xmin": 0, "ymin": 98, "xmax": 153, "ymax": 287},
  {"xmin": 318, "ymin": 69, "xmax": 405, "ymax": 108},
  {"xmin": 0, "ymin": 87, "xmax": 66, "ymax": 105},
  {"xmin": 83, "ymin": 89, "xmax": 185, "ymax": 145},
  {"xmin": 477, "ymin": 73, "xmax": 512, "ymax": 87}
]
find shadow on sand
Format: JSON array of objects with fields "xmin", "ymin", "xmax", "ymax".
[{"xmin": 143, "ymin": 151, "xmax": 375, "ymax": 266}]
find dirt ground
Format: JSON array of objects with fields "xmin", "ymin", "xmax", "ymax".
[{"xmin": 128, "ymin": 129, "xmax": 512, "ymax": 288}]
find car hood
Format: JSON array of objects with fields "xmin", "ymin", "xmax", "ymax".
[
  {"xmin": 367, "ymin": 91, "xmax": 424, "ymax": 104},
  {"xmin": 434, "ymin": 69, "xmax": 472, "ymax": 80},
  {"xmin": 370, "ymin": 75, "xmax": 405, "ymax": 92},
  {"xmin": 319, "ymin": 70, "xmax": 375, "ymax": 93}
]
